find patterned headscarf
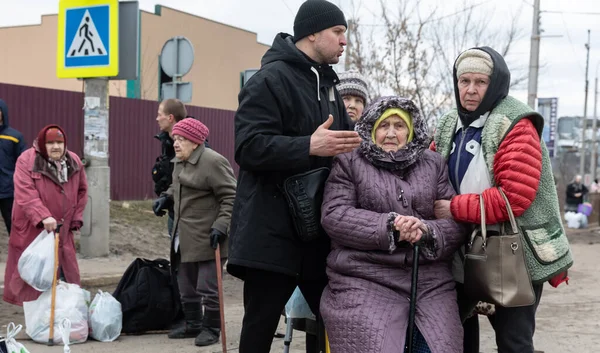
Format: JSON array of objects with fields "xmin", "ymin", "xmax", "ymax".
[
  {"xmin": 36, "ymin": 124, "xmax": 69, "ymax": 183},
  {"xmin": 354, "ymin": 96, "xmax": 429, "ymax": 171}
]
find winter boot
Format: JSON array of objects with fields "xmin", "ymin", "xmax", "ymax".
[
  {"xmin": 168, "ymin": 302, "xmax": 203, "ymax": 339},
  {"xmin": 194, "ymin": 309, "xmax": 221, "ymax": 346}
]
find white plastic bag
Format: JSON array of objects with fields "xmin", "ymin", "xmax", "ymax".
[
  {"xmin": 1, "ymin": 323, "xmax": 31, "ymax": 353},
  {"xmin": 284, "ymin": 287, "xmax": 315, "ymax": 320},
  {"xmin": 17, "ymin": 230, "xmax": 56, "ymax": 291},
  {"xmin": 565, "ymin": 212, "xmax": 587, "ymax": 229},
  {"xmin": 23, "ymin": 281, "xmax": 90, "ymax": 345},
  {"xmin": 89, "ymin": 290, "xmax": 122, "ymax": 342}
]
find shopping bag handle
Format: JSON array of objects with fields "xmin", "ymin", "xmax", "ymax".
[{"xmin": 6, "ymin": 322, "xmax": 22, "ymax": 340}]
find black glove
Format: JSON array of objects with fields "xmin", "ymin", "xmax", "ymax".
[
  {"xmin": 210, "ymin": 228, "xmax": 226, "ymax": 250},
  {"xmin": 152, "ymin": 196, "xmax": 170, "ymax": 217}
]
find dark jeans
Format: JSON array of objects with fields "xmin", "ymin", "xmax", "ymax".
[
  {"xmin": 0, "ymin": 197, "xmax": 13, "ymax": 235},
  {"xmin": 177, "ymin": 259, "xmax": 225, "ymax": 312},
  {"xmin": 460, "ymin": 283, "xmax": 544, "ymax": 353},
  {"xmin": 238, "ymin": 268, "xmax": 327, "ymax": 353}
]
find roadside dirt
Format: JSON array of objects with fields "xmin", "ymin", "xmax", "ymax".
[
  {"xmin": 0, "ymin": 201, "xmax": 171, "ymax": 263},
  {"xmin": 0, "ymin": 201, "xmax": 173, "ymax": 331}
]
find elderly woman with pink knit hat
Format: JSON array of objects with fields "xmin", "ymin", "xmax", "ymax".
[{"xmin": 153, "ymin": 118, "xmax": 237, "ymax": 347}]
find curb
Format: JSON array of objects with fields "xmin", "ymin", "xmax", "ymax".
[{"xmin": 80, "ymin": 274, "xmax": 123, "ymax": 288}]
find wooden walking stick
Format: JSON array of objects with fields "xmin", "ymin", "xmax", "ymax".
[
  {"xmin": 215, "ymin": 243, "xmax": 227, "ymax": 353},
  {"xmin": 48, "ymin": 224, "xmax": 62, "ymax": 346}
]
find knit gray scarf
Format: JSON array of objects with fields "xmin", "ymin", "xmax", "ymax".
[{"xmin": 355, "ymin": 96, "xmax": 429, "ymax": 172}]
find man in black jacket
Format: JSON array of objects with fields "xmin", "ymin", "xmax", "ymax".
[
  {"xmin": 565, "ymin": 175, "xmax": 588, "ymax": 212},
  {"xmin": 227, "ymin": 1, "xmax": 361, "ymax": 352},
  {"xmin": 152, "ymin": 99, "xmax": 188, "ymax": 236}
]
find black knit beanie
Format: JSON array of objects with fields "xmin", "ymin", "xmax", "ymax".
[{"xmin": 293, "ymin": 0, "xmax": 347, "ymax": 43}]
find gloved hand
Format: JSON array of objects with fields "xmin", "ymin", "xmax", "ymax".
[
  {"xmin": 210, "ymin": 228, "xmax": 226, "ymax": 250},
  {"xmin": 152, "ymin": 196, "xmax": 170, "ymax": 217},
  {"xmin": 70, "ymin": 220, "xmax": 83, "ymax": 231}
]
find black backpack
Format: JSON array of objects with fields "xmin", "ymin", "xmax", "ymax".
[{"xmin": 112, "ymin": 258, "xmax": 181, "ymax": 334}]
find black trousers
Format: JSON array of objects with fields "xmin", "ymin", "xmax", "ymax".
[
  {"xmin": 177, "ymin": 259, "xmax": 225, "ymax": 312},
  {"xmin": 238, "ymin": 268, "xmax": 327, "ymax": 353},
  {"xmin": 0, "ymin": 197, "xmax": 13, "ymax": 235},
  {"xmin": 460, "ymin": 283, "xmax": 544, "ymax": 353}
]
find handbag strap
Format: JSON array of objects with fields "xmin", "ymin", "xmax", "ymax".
[
  {"xmin": 498, "ymin": 188, "xmax": 519, "ymax": 234},
  {"xmin": 479, "ymin": 194, "xmax": 486, "ymax": 243},
  {"xmin": 468, "ymin": 194, "xmax": 487, "ymax": 247}
]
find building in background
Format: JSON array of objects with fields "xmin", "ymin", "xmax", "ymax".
[
  {"xmin": 556, "ymin": 116, "xmax": 580, "ymax": 153},
  {"xmin": 0, "ymin": 5, "xmax": 269, "ymax": 111},
  {"xmin": 538, "ymin": 97, "xmax": 558, "ymax": 158}
]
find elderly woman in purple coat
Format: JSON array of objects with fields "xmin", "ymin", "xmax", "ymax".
[{"xmin": 320, "ymin": 96, "xmax": 466, "ymax": 353}]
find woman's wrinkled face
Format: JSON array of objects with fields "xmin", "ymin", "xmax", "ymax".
[
  {"xmin": 343, "ymin": 95, "xmax": 365, "ymax": 122},
  {"xmin": 46, "ymin": 141, "xmax": 65, "ymax": 161},
  {"xmin": 458, "ymin": 73, "xmax": 490, "ymax": 112},
  {"xmin": 375, "ymin": 115, "xmax": 409, "ymax": 152},
  {"xmin": 173, "ymin": 135, "xmax": 198, "ymax": 160}
]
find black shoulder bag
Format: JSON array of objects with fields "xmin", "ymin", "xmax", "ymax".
[{"xmin": 281, "ymin": 167, "xmax": 330, "ymax": 242}]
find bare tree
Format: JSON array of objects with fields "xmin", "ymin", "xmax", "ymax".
[{"xmin": 344, "ymin": 0, "xmax": 526, "ymax": 126}]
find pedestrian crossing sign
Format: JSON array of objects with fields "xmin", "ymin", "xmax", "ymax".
[{"xmin": 56, "ymin": 0, "xmax": 119, "ymax": 78}]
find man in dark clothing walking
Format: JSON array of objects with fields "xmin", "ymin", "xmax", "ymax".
[
  {"xmin": 227, "ymin": 1, "xmax": 362, "ymax": 352},
  {"xmin": 0, "ymin": 99, "xmax": 26, "ymax": 235},
  {"xmin": 152, "ymin": 99, "xmax": 188, "ymax": 236}
]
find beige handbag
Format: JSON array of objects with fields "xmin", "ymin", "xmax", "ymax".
[{"xmin": 463, "ymin": 188, "xmax": 536, "ymax": 308}]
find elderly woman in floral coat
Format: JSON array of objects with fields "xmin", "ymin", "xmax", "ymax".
[{"xmin": 320, "ymin": 96, "xmax": 466, "ymax": 353}]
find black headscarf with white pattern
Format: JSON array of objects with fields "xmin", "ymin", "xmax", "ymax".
[{"xmin": 355, "ymin": 96, "xmax": 429, "ymax": 172}]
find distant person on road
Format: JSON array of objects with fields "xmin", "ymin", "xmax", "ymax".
[
  {"xmin": 0, "ymin": 99, "xmax": 26, "ymax": 236},
  {"xmin": 589, "ymin": 178, "xmax": 599, "ymax": 193},
  {"xmin": 3, "ymin": 125, "xmax": 88, "ymax": 306},
  {"xmin": 153, "ymin": 118, "xmax": 236, "ymax": 347},
  {"xmin": 566, "ymin": 175, "xmax": 588, "ymax": 212}
]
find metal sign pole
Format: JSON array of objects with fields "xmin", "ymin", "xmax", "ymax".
[
  {"xmin": 160, "ymin": 36, "xmax": 194, "ymax": 102},
  {"xmin": 80, "ymin": 78, "xmax": 110, "ymax": 257}
]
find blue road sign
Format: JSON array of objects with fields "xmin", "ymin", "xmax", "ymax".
[
  {"xmin": 65, "ymin": 5, "xmax": 109, "ymax": 68},
  {"xmin": 57, "ymin": 0, "xmax": 119, "ymax": 78}
]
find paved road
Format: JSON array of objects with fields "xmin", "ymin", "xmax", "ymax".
[{"xmin": 3, "ymin": 243, "xmax": 599, "ymax": 353}]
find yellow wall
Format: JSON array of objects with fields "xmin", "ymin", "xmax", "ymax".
[
  {"xmin": 140, "ymin": 6, "xmax": 269, "ymax": 110},
  {"xmin": 0, "ymin": 6, "xmax": 269, "ymax": 111}
]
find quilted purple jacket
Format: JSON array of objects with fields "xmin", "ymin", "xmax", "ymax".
[{"xmin": 320, "ymin": 96, "xmax": 466, "ymax": 353}]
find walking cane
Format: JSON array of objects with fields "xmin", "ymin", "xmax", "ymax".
[
  {"xmin": 405, "ymin": 242, "xmax": 420, "ymax": 353},
  {"xmin": 48, "ymin": 224, "xmax": 62, "ymax": 346},
  {"xmin": 215, "ymin": 243, "xmax": 227, "ymax": 353}
]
